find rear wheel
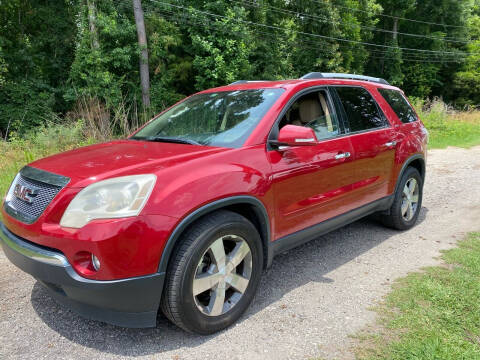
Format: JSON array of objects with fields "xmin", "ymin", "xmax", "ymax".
[
  {"xmin": 380, "ymin": 166, "xmax": 423, "ymax": 230},
  {"xmin": 161, "ymin": 210, "xmax": 263, "ymax": 334}
]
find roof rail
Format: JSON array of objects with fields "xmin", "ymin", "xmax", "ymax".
[
  {"xmin": 300, "ymin": 72, "xmax": 390, "ymax": 85},
  {"xmin": 228, "ymin": 80, "xmax": 268, "ymax": 85}
]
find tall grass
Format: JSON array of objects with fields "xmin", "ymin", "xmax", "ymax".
[
  {"xmin": 0, "ymin": 95, "xmax": 154, "ymax": 208},
  {"xmin": 0, "ymin": 96, "xmax": 151, "ymax": 208},
  {"xmin": 66, "ymin": 96, "xmax": 146, "ymax": 141},
  {"xmin": 0, "ymin": 121, "xmax": 94, "ymax": 203},
  {"xmin": 413, "ymin": 98, "xmax": 480, "ymax": 149}
]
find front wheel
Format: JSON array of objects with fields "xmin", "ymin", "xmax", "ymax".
[
  {"xmin": 380, "ymin": 166, "xmax": 423, "ymax": 230},
  {"xmin": 160, "ymin": 210, "xmax": 263, "ymax": 334}
]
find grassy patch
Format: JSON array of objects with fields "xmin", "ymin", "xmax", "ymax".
[
  {"xmin": 414, "ymin": 99, "xmax": 480, "ymax": 149},
  {"xmin": 0, "ymin": 121, "xmax": 95, "ymax": 217},
  {"xmin": 355, "ymin": 233, "xmax": 480, "ymax": 360}
]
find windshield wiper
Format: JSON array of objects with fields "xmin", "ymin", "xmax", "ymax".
[{"xmin": 142, "ymin": 136, "xmax": 201, "ymax": 145}]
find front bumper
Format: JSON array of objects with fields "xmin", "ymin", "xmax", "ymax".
[{"xmin": 0, "ymin": 222, "xmax": 165, "ymax": 328}]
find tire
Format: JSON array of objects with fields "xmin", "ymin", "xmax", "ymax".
[
  {"xmin": 160, "ymin": 210, "xmax": 263, "ymax": 334},
  {"xmin": 380, "ymin": 166, "xmax": 423, "ymax": 230}
]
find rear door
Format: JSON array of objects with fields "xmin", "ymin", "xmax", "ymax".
[
  {"xmin": 332, "ymin": 86, "xmax": 397, "ymax": 208},
  {"xmin": 377, "ymin": 87, "xmax": 423, "ymax": 148}
]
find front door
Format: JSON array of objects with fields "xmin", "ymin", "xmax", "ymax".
[{"xmin": 268, "ymin": 88, "xmax": 356, "ymax": 240}]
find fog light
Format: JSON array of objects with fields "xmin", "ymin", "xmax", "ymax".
[
  {"xmin": 72, "ymin": 251, "xmax": 100, "ymax": 277},
  {"xmin": 91, "ymin": 254, "xmax": 101, "ymax": 271}
]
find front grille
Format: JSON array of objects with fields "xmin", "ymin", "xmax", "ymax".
[{"xmin": 4, "ymin": 167, "xmax": 69, "ymax": 224}]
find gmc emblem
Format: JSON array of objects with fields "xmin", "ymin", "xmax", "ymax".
[{"xmin": 13, "ymin": 184, "xmax": 38, "ymax": 204}]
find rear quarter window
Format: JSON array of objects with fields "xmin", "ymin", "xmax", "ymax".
[
  {"xmin": 334, "ymin": 86, "xmax": 387, "ymax": 132},
  {"xmin": 378, "ymin": 89, "xmax": 418, "ymax": 124}
]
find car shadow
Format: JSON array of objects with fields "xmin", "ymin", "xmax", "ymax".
[{"xmin": 31, "ymin": 207, "xmax": 428, "ymax": 356}]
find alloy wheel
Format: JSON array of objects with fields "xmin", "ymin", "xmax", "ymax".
[
  {"xmin": 401, "ymin": 178, "xmax": 420, "ymax": 222},
  {"xmin": 193, "ymin": 235, "xmax": 252, "ymax": 316}
]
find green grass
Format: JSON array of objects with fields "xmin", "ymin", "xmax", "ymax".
[
  {"xmin": 0, "ymin": 121, "xmax": 94, "ymax": 219},
  {"xmin": 414, "ymin": 100, "xmax": 480, "ymax": 149},
  {"xmin": 423, "ymin": 114, "xmax": 480, "ymax": 149},
  {"xmin": 355, "ymin": 233, "xmax": 480, "ymax": 360}
]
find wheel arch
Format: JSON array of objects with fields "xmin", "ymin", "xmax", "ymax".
[
  {"xmin": 395, "ymin": 154, "xmax": 426, "ymax": 194},
  {"xmin": 157, "ymin": 196, "xmax": 271, "ymax": 274}
]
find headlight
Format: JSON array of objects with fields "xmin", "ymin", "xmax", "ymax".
[{"xmin": 60, "ymin": 174, "xmax": 156, "ymax": 228}]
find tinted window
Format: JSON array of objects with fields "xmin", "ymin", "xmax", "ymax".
[
  {"xmin": 378, "ymin": 89, "xmax": 418, "ymax": 123},
  {"xmin": 132, "ymin": 89, "xmax": 284, "ymax": 148},
  {"xmin": 335, "ymin": 87, "xmax": 386, "ymax": 132}
]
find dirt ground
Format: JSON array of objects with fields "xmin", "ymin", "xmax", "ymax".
[{"xmin": 1, "ymin": 146, "xmax": 479, "ymax": 360}]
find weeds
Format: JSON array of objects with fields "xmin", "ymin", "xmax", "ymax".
[
  {"xmin": 413, "ymin": 98, "xmax": 480, "ymax": 149},
  {"xmin": 0, "ymin": 120, "xmax": 94, "ymax": 210},
  {"xmin": 66, "ymin": 96, "xmax": 148, "ymax": 141}
]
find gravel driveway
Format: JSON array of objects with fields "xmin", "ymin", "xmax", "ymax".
[{"xmin": 1, "ymin": 146, "xmax": 479, "ymax": 360}]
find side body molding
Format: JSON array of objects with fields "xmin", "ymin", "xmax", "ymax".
[{"xmin": 157, "ymin": 196, "xmax": 271, "ymax": 273}]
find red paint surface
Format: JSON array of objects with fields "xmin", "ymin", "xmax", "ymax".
[{"xmin": 2, "ymin": 78, "xmax": 427, "ymax": 280}]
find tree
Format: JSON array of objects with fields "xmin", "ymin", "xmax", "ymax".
[
  {"xmin": 145, "ymin": 12, "xmax": 190, "ymax": 109},
  {"xmin": 401, "ymin": 0, "xmax": 472, "ymax": 100},
  {"xmin": 1, "ymin": 0, "xmax": 480, "ymax": 138},
  {"xmin": 133, "ymin": 0, "xmax": 150, "ymax": 109},
  {"xmin": 0, "ymin": 47, "xmax": 7, "ymax": 88},
  {"xmin": 186, "ymin": 1, "xmax": 255, "ymax": 90},
  {"xmin": 453, "ymin": 1, "xmax": 480, "ymax": 107},
  {"xmin": 0, "ymin": 0, "xmax": 77, "ymax": 135},
  {"xmin": 67, "ymin": 0, "xmax": 138, "ymax": 110},
  {"xmin": 370, "ymin": 0, "xmax": 416, "ymax": 85},
  {"xmin": 87, "ymin": 0, "xmax": 100, "ymax": 49}
]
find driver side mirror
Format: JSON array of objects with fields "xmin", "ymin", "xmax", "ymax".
[{"xmin": 269, "ymin": 125, "xmax": 318, "ymax": 149}]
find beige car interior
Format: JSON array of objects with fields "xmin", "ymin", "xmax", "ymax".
[{"xmin": 283, "ymin": 91, "xmax": 337, "ymax": 139}]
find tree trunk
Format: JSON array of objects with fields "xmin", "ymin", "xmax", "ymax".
[
  {"xmin": 133, "ymin": 0, "xmax": 150, "ymax": 109},
  {"xmin": 381, "ymin": 17, "xmax": 399, "ymax": 75},
  {"xmin": 380, "ymin": 33, "xmax": 386, "ymax": 74},
  {"xmin": 392, "ymin": 17, "xmax": 399, "ymax": 40},
  {"xmin": 87, "ymin": 0, "xmax": 99, "ymax": 49}
]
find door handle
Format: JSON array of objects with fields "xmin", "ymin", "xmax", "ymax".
[
  {"xmin": 385, "ymin": 141, "xmax": 397, "ymax": 148},
  {"xmin": 335, "ymin": 152, "xmax": 351, "ymax": 160}
]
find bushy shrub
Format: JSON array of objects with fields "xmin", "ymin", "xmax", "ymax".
[{"xmin": 0, "ymin": 80, "xmax": 57, "ymax": 137}]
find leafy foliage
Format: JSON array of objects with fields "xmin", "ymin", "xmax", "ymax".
[
  {"xmin": 454, "ymin": 4, "xmax": 480, "ymax": 107},
  {"xmin": 66, "ymin": 0, "xmax": 138, "ymax": 110},
  {"xmin": 0, "ymin": 0, "xmax": 479, "ymax": 136},
  {"xmin": 0, "ymin": 0, "xmax": 77, "ymax": 136}
]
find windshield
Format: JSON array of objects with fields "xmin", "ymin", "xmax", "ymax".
[{"xmin": 131, "ymin": 89, "xmax": 284, "ymax": 148}]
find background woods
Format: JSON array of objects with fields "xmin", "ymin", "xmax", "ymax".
[{"xmin": 0, "ymin": 0, "xmax": 479, "ymax": 138}]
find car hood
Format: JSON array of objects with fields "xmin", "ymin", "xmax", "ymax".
[{"xmin": 28, "ymin": 140, "xmax": 226, "ymax": 188}]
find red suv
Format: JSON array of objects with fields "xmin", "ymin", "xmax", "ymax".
[{"xmin": 1, "ymin": 73, "xmax": 427, "ymax": 334}]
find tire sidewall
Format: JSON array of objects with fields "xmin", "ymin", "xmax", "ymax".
[{"xmin": 176, "ymin": 218, "xmax": 263, "ymax": 334}]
